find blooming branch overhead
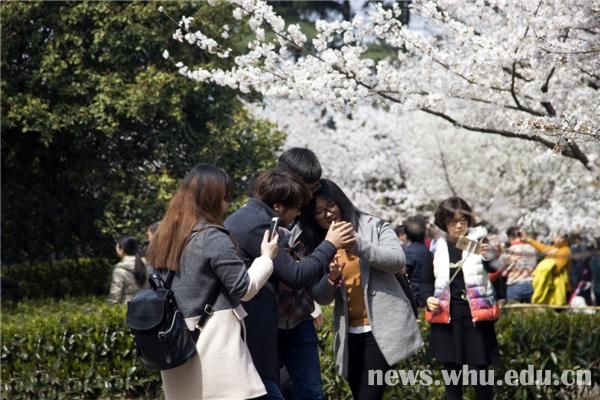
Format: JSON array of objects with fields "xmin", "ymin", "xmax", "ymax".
[{"xmin": 163, "ymin": 0, "xmax": 599, "ymax": 171}]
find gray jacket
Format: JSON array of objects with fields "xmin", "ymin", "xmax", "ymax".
[
  {"xmin": 171, "ymin": 223, "xmax": 268, "ymax": 318},
  {"xmin": 312, "ymin": 214, "xmax": 424, "ymax": 378}
]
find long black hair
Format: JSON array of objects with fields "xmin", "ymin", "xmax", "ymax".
[
  {"xmin": 299, "ymin": 179, "xmax": 362, "ymax": 252},
  {"xmin": 118, "ymin": 236, "xmax": 147, "ymax": 286}
]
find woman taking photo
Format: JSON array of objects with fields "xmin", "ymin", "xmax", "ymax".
[
  {"xmin": 304, "ymin": 179, "xmax": 423, "ymax": 400},
  {"xmin": 422, "ymin": 196, "xmax": 500, "ymax": 400},
  {"xmin": 146, "ymin": 163, "xmax": 279, "ymax": 400}
]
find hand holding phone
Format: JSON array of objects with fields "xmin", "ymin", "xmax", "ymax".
[{"xmin": 261, "ymin": 228, "xmax": 279, "ymax": 259}]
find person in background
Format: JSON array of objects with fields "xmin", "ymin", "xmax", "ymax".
[
  {"xmin": 524, "ymin": 232, "xmax": 572, "ymax": 305},
  {"xmin": 428, "ymin": 223, "xmax": 443, "ymax": 254},
  {"xmin": 147, "ymin": 221, "xmax": 159, "ymax": 243},
  {"xmin": 480, "ymin": 223, "xmax": 507, "ymax": 300},
  {"xmin": 147, "ymin": 163, "xmax": 280, "ymax": 400},
  {"xmin": 307, "ymin": 179, "xmax": 422, "ymax": 400},
  {"xmin": 402, "ymin": 217, "xmax": 432, "ymax": 307},
  {"xmin": 394, "ymin": 224, "xmax": 407, "ymax": 244},
  {"xmin": 500, "ymin": 227, "xmax": 538, "ymax": 303},
  {"xmin": 422, "ymin": 197, "xmax": 500, "ymax": 400},
  {"xmin": 108, "ymin": 236, "xmax": 149, "ymax": 304},
  {"xmin": 590, "ymin": 247, "xmax": 600, "ymax": 305},
  {"xmin": 142, "ymin": 221, "xmax": 160, "ymax": 256}
]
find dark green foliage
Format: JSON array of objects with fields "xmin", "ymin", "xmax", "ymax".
[
  {"xmin": 1, "ymin": 1, "xmax": 284, "ymax": 264},
  {"xmin": 1, "ymin": 258, "xmax": 114, "ymax": 302},
  {"xmin": 2, "ymin": 300, "xmax": 598, "ymax": 400},
  {"xmin": 320, "ymin": 308, "xmax": 600, "ymax": 400},
  {"xmin": 1, "ymin": 298, "xmax": 160, "ymax": 399}
]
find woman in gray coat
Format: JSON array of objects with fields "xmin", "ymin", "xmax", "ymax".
[
  {"xmin": 146, "ymin": 164, "xmax": 280, "ymax": 400},
  {"xmin": 303, "ymin": 179, "xmax": 423, "ymax": 400}
]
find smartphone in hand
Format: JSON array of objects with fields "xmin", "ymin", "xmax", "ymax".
[
  {"xmin": 456, "ymin": 235, "xmax": 481, "ymax": 254},
  {"xmin": 268, "ymin": 217, "xmax": 280, "ymax": 241}
]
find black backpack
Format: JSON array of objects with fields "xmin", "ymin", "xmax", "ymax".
[
  {"xmin": 125, "ymin": 271, "xmax": 198, "ymax": 371},
  {"xmin": 125, "ymin": 225, "xmax": 223, "ymax": 370}
]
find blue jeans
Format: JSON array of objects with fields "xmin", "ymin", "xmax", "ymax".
[
  {"xmin": 279, "ymin": 319, "xmax": 325, "ymax": 400},
  {"xmin": 506, "ymin": 281, "xmax": 533, "ymax": 303}
]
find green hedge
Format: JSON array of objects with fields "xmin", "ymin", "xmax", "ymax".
[
  {"xmin": 1, "ymin": 258, "xmax": 114, "ymax": 301},
  {"xmin": 1, "ymin": 298, "xmax": 159, "ymax": 399},
  {"xmin": 2, "ymin": 299, "xmax": 599, "ymax": 399}
]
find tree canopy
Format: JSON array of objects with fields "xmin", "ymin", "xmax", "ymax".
[
  {"xmin": 170, "ymin": 0, "xmax": 599, "ymax": 171},
  {"xmin": 1, "ymin": 2, "xmax": 284, "ymax": 264}
]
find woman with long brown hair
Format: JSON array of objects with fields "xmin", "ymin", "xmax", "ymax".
[{"xmin": 146, "ymin": 163, "xmax": 279, "ymax": 400}]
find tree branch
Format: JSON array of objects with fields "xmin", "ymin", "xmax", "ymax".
[
  {"xmin": 540, "ymin": 67, "xmax": 557, "ymax": 115},
  {"xmin": 510, "ymin": 62, "xmax": 546, "ymax": 117},
  {"xmin": 436, "ymin": 136, "xmax": 458, "ymax": 197},
  {"xmin": 420, "ymin": 107, "xmax": 592, "ymax": 170}
]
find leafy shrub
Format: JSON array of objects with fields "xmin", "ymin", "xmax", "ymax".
[
  {"xmin": 1, "ymin": 298, "xmax": 160, "ymax": 399},
  {"xmin": 1, "ymin": 299, "xmax": 599, "ymax": 399},
  {"xmin": 319, "ymin": 308, "xmax": 600, "ymax": 400},
  {"xmin": 1, "ymin": 258, "xmax": 114, "ymax": 301}
]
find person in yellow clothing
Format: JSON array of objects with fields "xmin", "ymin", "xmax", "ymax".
[{"xmin": 523, "ymin": 233, "xmax": 572, "ymax": 305}]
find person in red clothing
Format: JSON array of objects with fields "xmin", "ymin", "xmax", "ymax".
[{"xmin": 499, "ymin": 227, "xmax": 538, "ymax": 303}]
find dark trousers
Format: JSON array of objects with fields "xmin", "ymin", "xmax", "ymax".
[
  {"xmin": 347, "ymin": 331, "xmax": 391, "ymax": 400},
  {"xmin": 443, "ymin": 363, "xmax": 494, "ymax": 400},
  {"xmin": 278, "ymin": 320, "xmax": 324, "ymax": 400},
  {"xmin": 256, "ymin": 378, "xmax": 284, "ymax": 400}
]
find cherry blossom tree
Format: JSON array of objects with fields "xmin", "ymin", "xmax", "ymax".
[
  {"xmin": 252, "ymin": 98, "xmax": 600, "ymax": 238},
  {"xmin": 164, "ymin": 0, "xmax": 599, "ymax": 171}
]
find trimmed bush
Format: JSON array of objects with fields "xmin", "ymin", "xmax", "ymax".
[
  {"xmin": 1, "ymin": 258, "xmax": 114, "ymax": 301},
  {"xmin": 320, "ymin": 308, "xmax": 600, "ymax": 400},
  {"xmin": 1, "ymin": 299, "xmax": 599, "ymax": 399},
  {"xmin": 1, "ymin": 298, "xmax": 160, "ymax": 399}
]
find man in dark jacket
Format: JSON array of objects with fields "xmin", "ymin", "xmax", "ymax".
[{"xmin": 402, "ymin": 217, "xmax": 433, "ymax": 307}]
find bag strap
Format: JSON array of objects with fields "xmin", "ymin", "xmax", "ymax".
[{"xmin": 197, "ymin": 270, "xmax": 221, "ymax": 329}]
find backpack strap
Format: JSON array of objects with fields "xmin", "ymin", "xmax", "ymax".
[{"xmin": 164, "ymin": 270, "xmax": 176, "ymax": 289}]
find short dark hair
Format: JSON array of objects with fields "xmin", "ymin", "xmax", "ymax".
[
  {"xmin": 277, "ymin": 148, "xmax": 322, "ymax": 183},
  {"xmin": 506, "ymin": 226, "xmax": 520, "ymax": 239},
  {"xmin": 404, "ymin": 218, "xmax": 426, "ymax": 243},
  {"xmin": 434, "ymin": 196, "xmax": 474, "ymax": 232},
  {"xmin": 254, "ymin": 170, "xmax": 311, "ymax": 210},
  {"xmin": 394, "ymin": 225, "xmax": 406, "ymax": 237}
]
